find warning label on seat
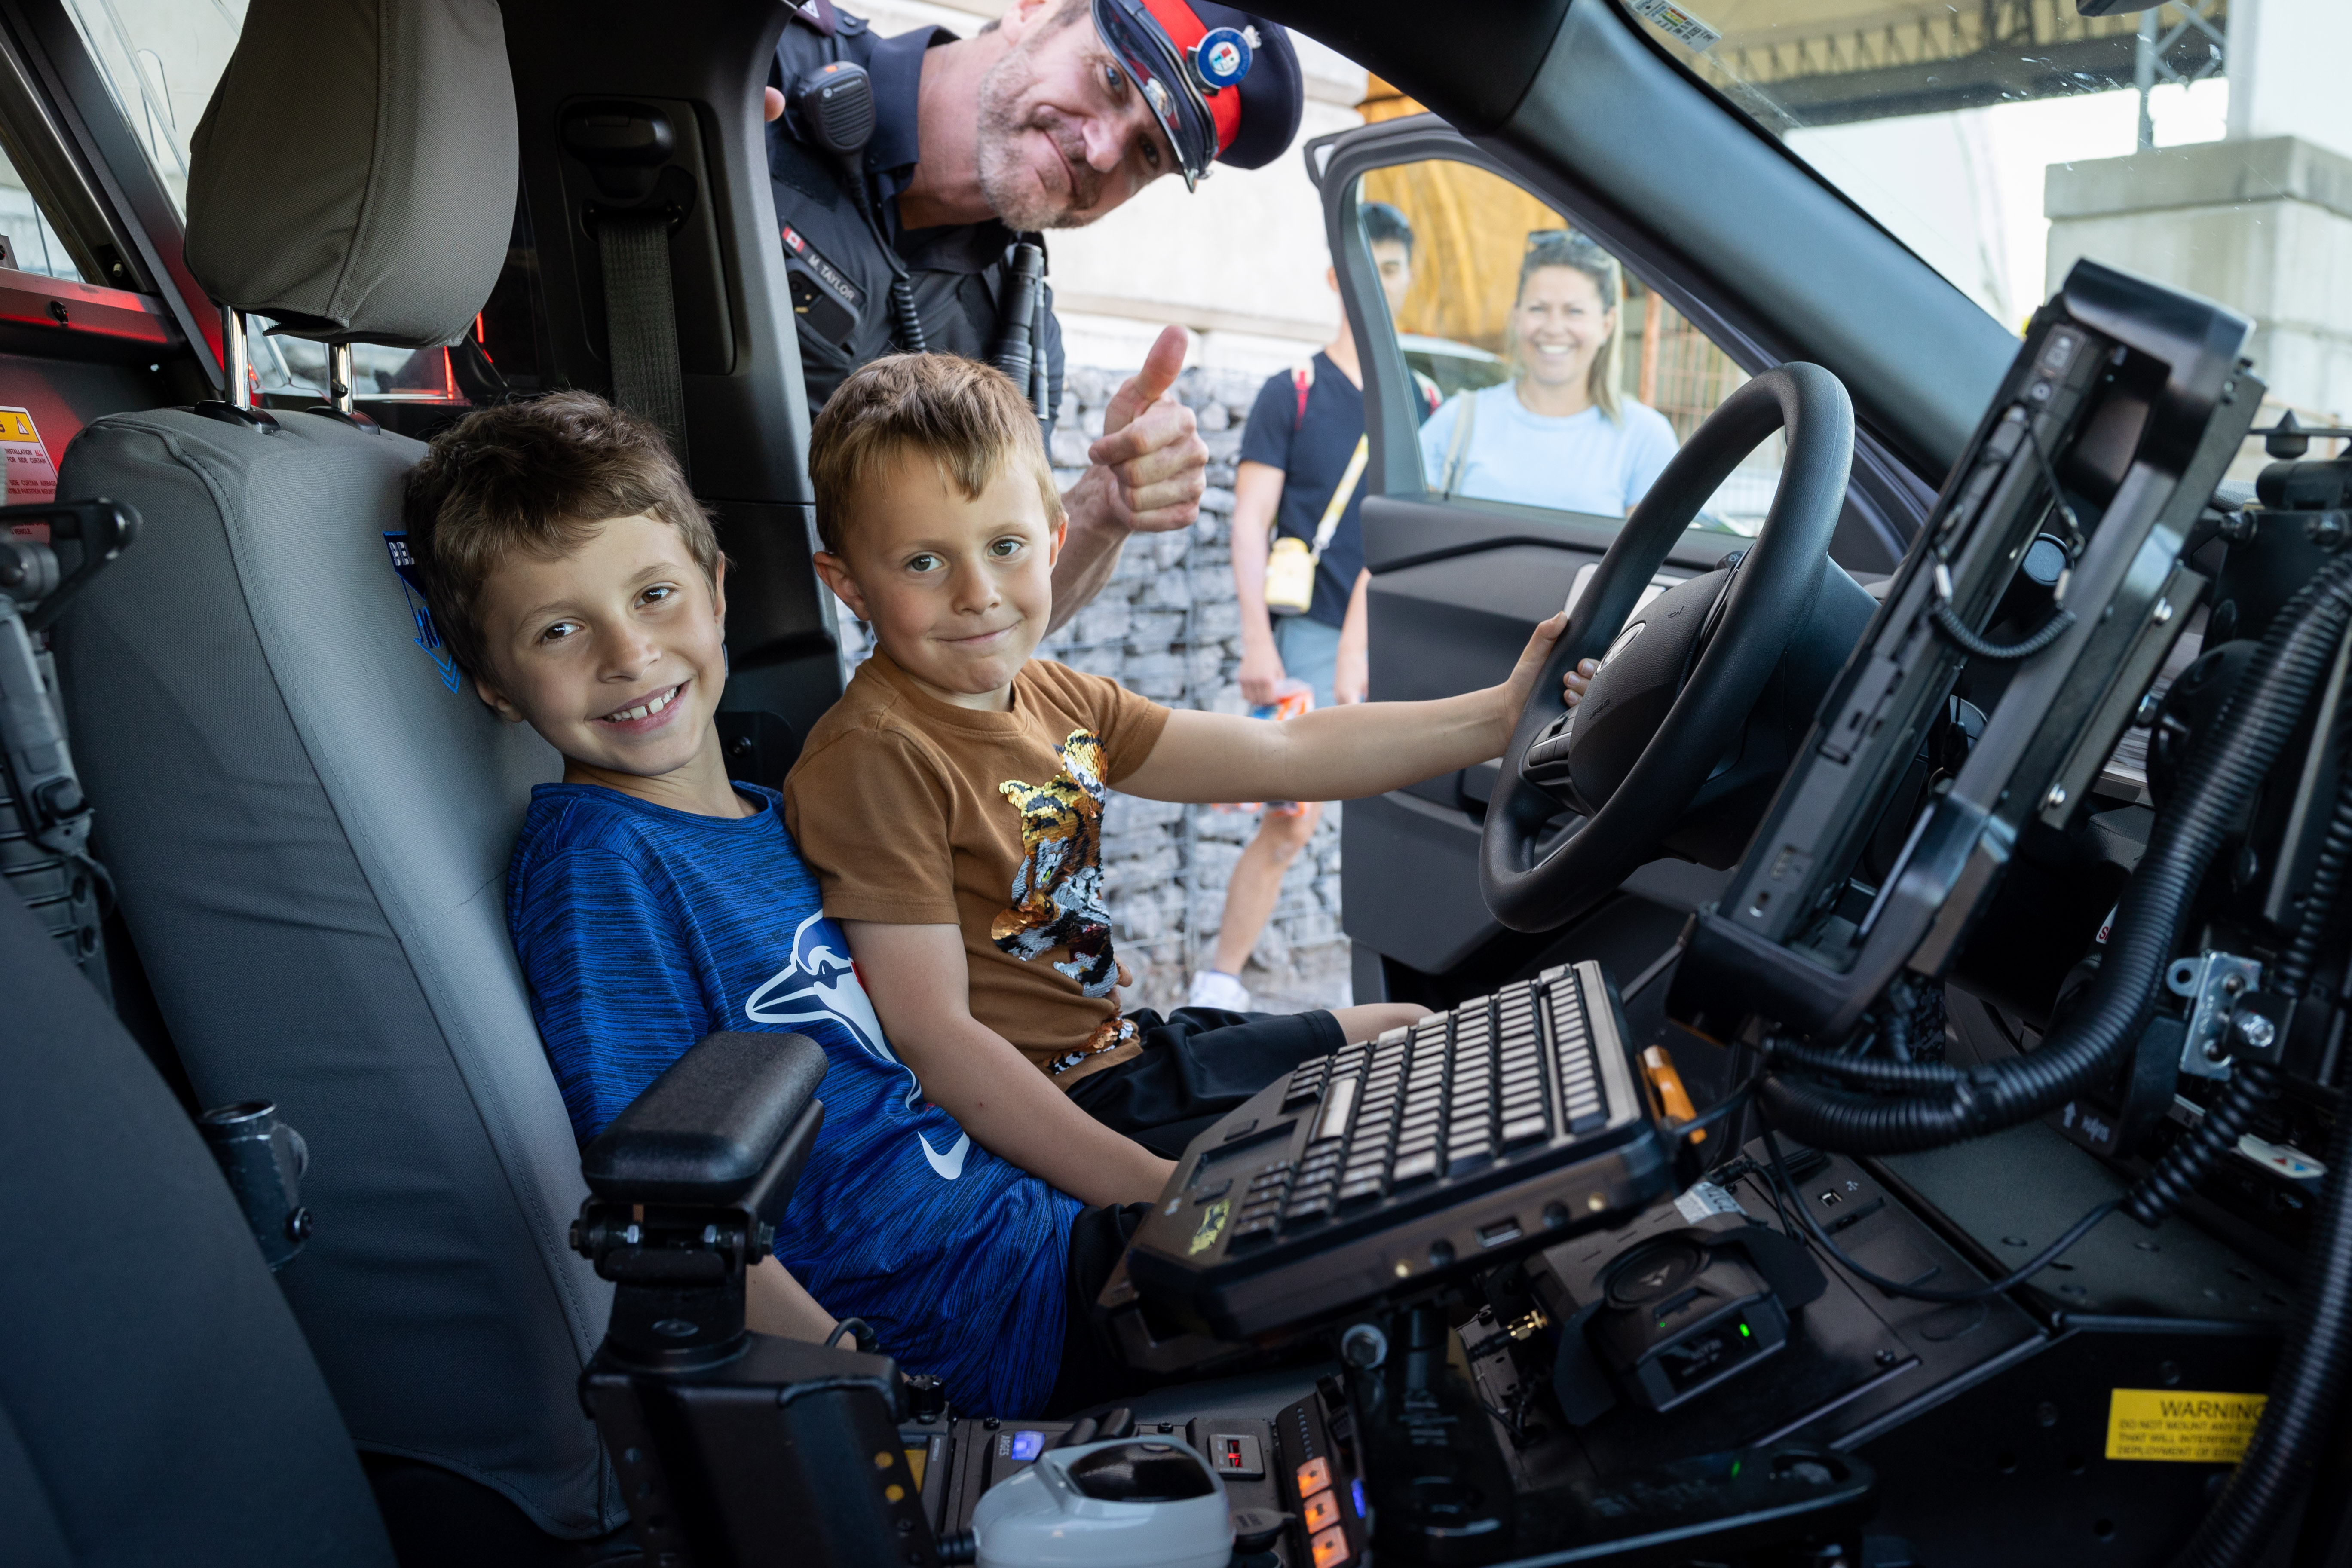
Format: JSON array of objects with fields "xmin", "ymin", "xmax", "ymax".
[
  {"xmin": 2106, "ymin": 1389, "xmax": 2266, "ymax": 1462},
  {"xmin": 0, "ymin": 406, "xmax": 55, "ymax": 514}
]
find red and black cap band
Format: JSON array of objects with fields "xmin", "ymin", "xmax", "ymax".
[{"xmin": 1090, "ymin": 0, "xmax": 1300, "ymax": 189}]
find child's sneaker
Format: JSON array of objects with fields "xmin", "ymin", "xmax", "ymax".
[{"xmin": 1188, "ymin": 969, "xmax": 1252, "ymax": 1012}]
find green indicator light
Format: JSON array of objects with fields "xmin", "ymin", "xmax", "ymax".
[{"xmin": 1738, "ymin": 1321, "xmax": 1752, "ymax": 1338}]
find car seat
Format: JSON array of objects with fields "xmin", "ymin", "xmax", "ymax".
[
  {"xmin": 0, "ymin": 876, "xmax": 397, "ymax": 1568},
  {"xmin": 50, "ymin": 0, "xmax": 628, "ymax": 1547}
]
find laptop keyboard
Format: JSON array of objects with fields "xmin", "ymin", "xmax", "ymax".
[{"xmin": 1230, "ymin": 972, "xmax": 1611, "ymax": 1252}]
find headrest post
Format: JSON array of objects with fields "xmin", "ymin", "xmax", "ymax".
[
  {"xmin": 328, "ymin": 343, "xmax": 355, "ymax": 414},
  {"xmin": 221, "ymin": 307, "xmax": 251, "ymax": 410}
]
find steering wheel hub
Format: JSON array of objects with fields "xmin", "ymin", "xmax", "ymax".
[{"xmin": 1479, "ymin": 363, "xmax": 1859, "ymax": 934}]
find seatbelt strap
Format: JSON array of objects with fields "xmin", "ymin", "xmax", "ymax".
[{"xmin": 596, "ymin": 214, "xmax": 690, "ymax": 477}]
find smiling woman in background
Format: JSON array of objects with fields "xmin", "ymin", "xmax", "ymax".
[{"xmin": 1418, "ymin": 231, "xmax": 1678, "ymax": 517}]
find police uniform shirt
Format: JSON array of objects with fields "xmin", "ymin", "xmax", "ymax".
[{"xmin": 770, "ymin": 12, "xmax": 1066, "ymax": 434}]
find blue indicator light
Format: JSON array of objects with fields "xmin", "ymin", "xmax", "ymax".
[
  {"xmin": 1011, "ymin": 1430, "xmax": 1045, "ymax": 1462},
  {"xmin": 1352, "ymin": 1476, "xmax": 1367, "ymax": 1517}
]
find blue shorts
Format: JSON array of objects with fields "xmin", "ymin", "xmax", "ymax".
[{"xmin": 1273, "ymin": 613, "xmax": 1342, "ymax": 710}]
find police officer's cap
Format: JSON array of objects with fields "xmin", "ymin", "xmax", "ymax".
[{"xmin": 1091, "ymin": 0, "xmax": 1303, "ymax": 190}]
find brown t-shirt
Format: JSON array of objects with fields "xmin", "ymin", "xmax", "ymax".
[{"xmin": 784, "ymin": 651, "xmax": 1172, "ymax": 1084}]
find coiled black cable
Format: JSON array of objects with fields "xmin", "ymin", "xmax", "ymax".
[
  {"xmin": 1930, "ymin": 600, "xmax": 2077, "ymax": 661},
  {"xmin": 2125, "ymin": 1061, "xmax": 2279, "ymax": 1227},
  {"xmin": 2171, "ymin": 1081, "xmax": 2352, "ymax": 1568},
  {"xmin": 2158, "ymin": 758, "xmax": 2352, "ymax": 1567},
  {"xmin": 1759, "ymin": 550, "xmax": 2352, "ymax": 1155},
  {"xmin": 2278, "ymin": 759, "xmax": 2352, "ymax": 1002},
  {"xmin": 889, "ymin": 276, "xmax": 927, "ymax": 355},
  {"xmin": 2133, "ymin": 755, "xmax": 2352, "ymax": 1228}
]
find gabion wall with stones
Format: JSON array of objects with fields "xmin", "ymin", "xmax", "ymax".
[{"xmin": 835, "ymin": 360, "xmax": 1352, "ymax": 1014}]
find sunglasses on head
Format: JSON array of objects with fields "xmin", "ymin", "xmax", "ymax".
[{"xmin": 1525, "ymin": 228, "xmax": 1611, "ymax": 257}]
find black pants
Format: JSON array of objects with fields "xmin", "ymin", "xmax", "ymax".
[
  {"xmin": 1065, "ymin": 1007, "xmax": 1345, "ymax": 1159},
  {"xmin": 1043, "ymin": 1199, "xmax": 1156, "ymax": 1418}
]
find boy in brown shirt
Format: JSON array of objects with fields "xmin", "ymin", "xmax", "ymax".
[{"xmin": 787, "ymin": 354, "xmax": 1568, "ymax": 1208}]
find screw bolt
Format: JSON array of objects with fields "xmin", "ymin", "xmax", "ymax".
[
  {"xmin": 2239, "ymin": 1013, "xmax": 2277, "ymax": 1051},
  {"xmin": 2046, "ymin": 784, "xmax": 2068, "ymax": 809}
]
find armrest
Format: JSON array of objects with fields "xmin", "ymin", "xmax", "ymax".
[{"xmin": 582, "ymin": 1031, "xmax": 826, "ymax": 1218}]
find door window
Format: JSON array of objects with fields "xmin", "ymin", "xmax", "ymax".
[
  {"xmin": 0, "ymin": 137, "xmax": 98, "ymax": 282},
  {"xmin": 1353, "ymin": 157, "xmax": 1783, "ymax": 536},
  {"xmin": 58, "ymin": 0, "xmax": 242, "ymax": 218}
]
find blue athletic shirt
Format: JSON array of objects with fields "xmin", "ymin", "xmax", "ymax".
[
  {"xmin": 1418, "ymin": 383, "xmax": 1679, "ymax": 518},
  {"xmin": 507, "ymin": 780, "xmax": 1083, "ymax": 1415}
]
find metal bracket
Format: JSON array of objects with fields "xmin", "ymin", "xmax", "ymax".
[{"xmin": 2166, "ymin": 951, "xmax": 2263, "ymax": 1079}]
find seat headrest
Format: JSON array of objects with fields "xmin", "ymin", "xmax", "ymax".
[{"xmin": 184, "ymin": 0, "xmax": 518, "ymax": 349}]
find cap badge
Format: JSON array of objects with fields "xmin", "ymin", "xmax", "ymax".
[{"xmin": 1190, "ymin": 24, "xmax": 1253, "ymax": 92}]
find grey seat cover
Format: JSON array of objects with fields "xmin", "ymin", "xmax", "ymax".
[
  {"xmin": 55, "ymin": 410, "xmax": 616, "ymax": 1534},
  {"xmin": 185, "ymin": 0, "xmax": 516, "ymax": 346},
  {"xmin": 0, "ymin": 867, "xmax": 395, "ymax": 1568}
]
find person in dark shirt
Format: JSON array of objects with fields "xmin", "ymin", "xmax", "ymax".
[
  {"xmin": 766, "ymin": 0, "xmax": 1305, "ymax": 631},
  {"xmin": 1191, "ymin": 202, "xmax": 1427, "ymax": 1010}
]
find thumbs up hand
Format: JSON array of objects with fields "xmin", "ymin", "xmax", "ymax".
[{"xmin": 1079, "ymin": 324, "xmax": 1208, "ymax": 536}]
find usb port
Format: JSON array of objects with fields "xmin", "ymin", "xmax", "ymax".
[{"xmin": 1477, "ymin": 1219, "xmax": 1522, "ymax": 1248}]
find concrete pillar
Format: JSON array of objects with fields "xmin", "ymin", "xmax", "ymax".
[
  {"xmin": 2046, "ymin": 0, "xmax": 2352, "ymax": 428},
  {"xmin": 2046, "ymin": 138, "xmax": 2352, "ymax": 423},
  {"xmin": 2225, "ymin": 0, "xmax": 2352, "ymax": 162}
]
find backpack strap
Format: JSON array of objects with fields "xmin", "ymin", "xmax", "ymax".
[{"xmin": 1309, "ymin": 436, "xmax": 1371, "ymax": 557}]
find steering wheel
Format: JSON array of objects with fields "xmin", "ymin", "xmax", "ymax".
[{"xmin": 1479, "ymin": 362, "xmax": 1854, "ymax": 933}]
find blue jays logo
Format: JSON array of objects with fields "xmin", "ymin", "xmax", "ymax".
[
  {"xmin": 745, "ymin": 912, "xmax": 972, "ymax": 1180},
  {"xmin": 382, "ymin": 532, "xmax": 462, "ymax": 695}
]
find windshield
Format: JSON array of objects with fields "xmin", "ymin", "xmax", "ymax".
[{"xmin": 1622, "ymin": 0, "xmax": 2343, "ymax": 441}]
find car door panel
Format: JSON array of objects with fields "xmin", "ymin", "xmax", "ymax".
[
  {"xmin": 1348, "ymin": 785, "xmax": 1733, "ymax": 980},
  {"xmin": 1321, "ymin": 112, "xmax": 1945, "ymax": 1004}
]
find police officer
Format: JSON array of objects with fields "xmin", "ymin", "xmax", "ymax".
[{"xmin": 766, "ymin": 0, "xmax": 1304, "ymax": 627}]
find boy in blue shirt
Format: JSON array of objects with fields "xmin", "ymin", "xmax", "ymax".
[{"xmin": 405, "ymin": 390, "xmax": 1141, "ymax": 1417}]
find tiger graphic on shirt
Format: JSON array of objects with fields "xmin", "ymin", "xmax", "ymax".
[{"xmin": 994, "ymin": 728, "xmax": 1119, "ymax": 1001}]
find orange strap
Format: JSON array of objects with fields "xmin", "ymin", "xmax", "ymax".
[{"xmin": 1641, "ymin": 1045, "xmax": 1704, "ymax": 1142}]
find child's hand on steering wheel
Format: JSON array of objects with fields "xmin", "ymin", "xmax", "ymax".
[{"xmin": 1562, "ymin": 658, "xmax": 1599, "ymax": 707}]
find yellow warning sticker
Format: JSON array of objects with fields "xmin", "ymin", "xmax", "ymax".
[
  {"xmin": 2106, "ymin": 1389, "xmax": 2266, "ymax": 1463},
  {"xmin": 0, "ymin": 404, "xmax": 56, "ymax": 511}
]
